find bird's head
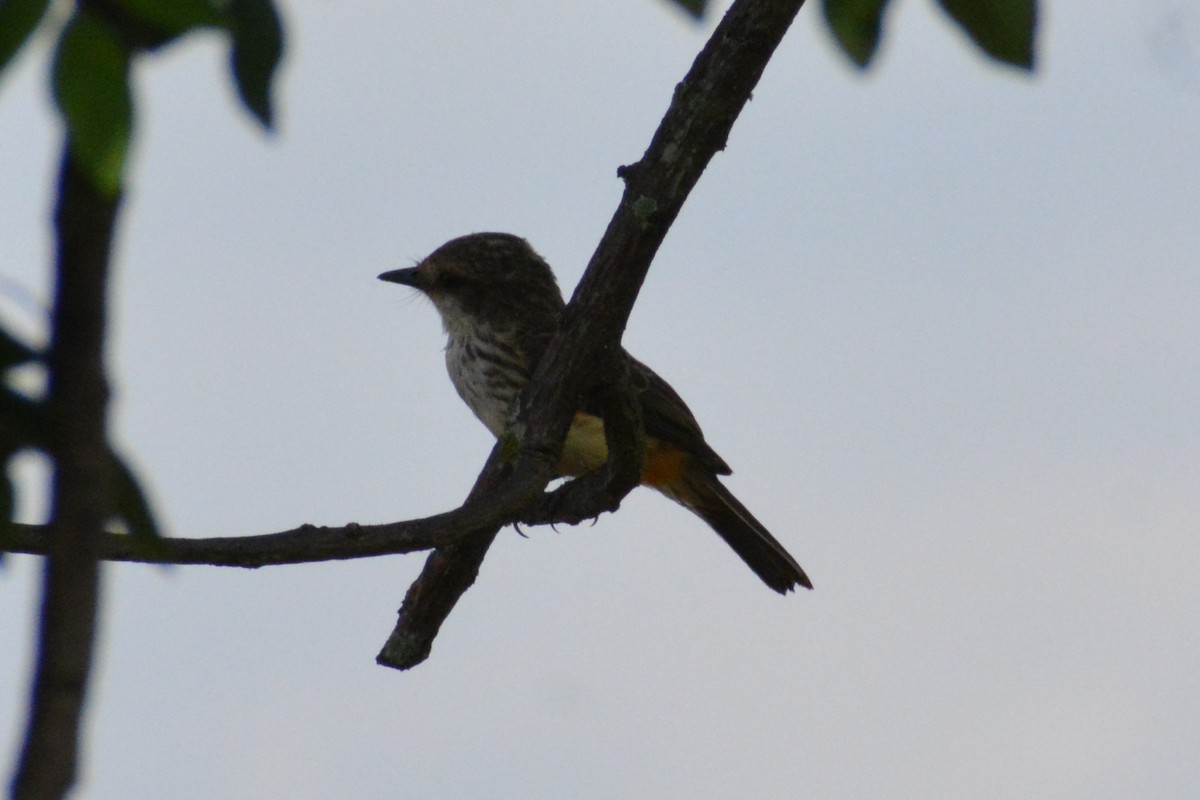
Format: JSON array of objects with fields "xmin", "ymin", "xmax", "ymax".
[{"xmin": 379, "ymin": 233, "xmax": 564, "ymax": 334}]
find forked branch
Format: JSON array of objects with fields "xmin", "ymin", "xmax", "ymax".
[{"xmin": 4, "ymin": 0, "xmax": 810, "ymax": 674}]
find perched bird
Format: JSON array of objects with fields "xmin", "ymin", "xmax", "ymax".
[{"xmin": 379, "ymin": 233, "xmax": 811, "ymax": 593}]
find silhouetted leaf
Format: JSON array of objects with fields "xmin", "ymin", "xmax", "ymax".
[
  {"xmin": 227, "ymin": 0, "xmax": 284, "ymax": 129},
  {"xmin": 936, "ymin": 0, "xmax": 1037, "ymax": 69},
  {"xmin": 822, "ymin": 0, "xmax": 890, "ymax": 68},
  {"xmin": 0, "ymin": 358, "xmax": 42, "ymax": 517},
  {"xmin": 109, "ymin": 450, "xmax": 162, "ymax": 541},
  {"xmin": 112, "ymin": 0, "xmax": 224, "ymax": 35},
  {"xmin": 0, "ymin": 386, "xmax": 45, "ymax": 452},
  {"xmin": 666, "ymin": 0, "xmax": 707, "ymax": 19},
  {"xmin": 51, "ymin": 11, "xmax": 133, "ymax": 195},
  {"xmin": 0, "ymin": 394, "xmax": 163, "ymax": 552},
  {"xmin": 0, "ymin": 460, "xmax": 12, "ymax": 516},
  {"xmin": 0, "ymin": 471, "xmax": 12, "ymax": 564},
  {"xmin": 0, "ymin": 382, "xmax": 40, "ymax": 565},
  {"xmin": 0, "ymin": 321, "xmax": 38, "ymax": 371},
  {"xmin": 0, "ymin": 0, "xmax": 49, "ymax": 80},
  {"xmin": 102, "ymin": 0, "xmax": 225, "ymax": 50}
]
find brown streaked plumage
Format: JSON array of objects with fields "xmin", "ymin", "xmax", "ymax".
[{"xmin": 380, "ymin": 232, "xmax": 810, "ymax": 593}]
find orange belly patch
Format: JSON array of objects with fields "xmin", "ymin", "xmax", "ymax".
[
  {"xmin": 557, "ymin": 411, "xmax": 687, "ymax": 489},
  {"xmin": 640, "ymin": 440, "xmax": 687, "ymax": 488}
]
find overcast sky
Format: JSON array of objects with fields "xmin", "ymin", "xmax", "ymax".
[{"xmin": 3, "ymin": 1, "xmax": 1199, "ymax": 797}]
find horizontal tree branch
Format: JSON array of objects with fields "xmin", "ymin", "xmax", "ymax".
[
  {"xmin": 1, "ymin": 465, "xmax": 552, "ymax": 567},
  {"xmin": 1, "ymin": 383, "xmax": 642, "ymax": 574}
]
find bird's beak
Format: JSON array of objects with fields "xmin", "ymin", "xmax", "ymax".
[{"xmin": 378, "ymin": 266, "xmax": 423, "ymax": 287}]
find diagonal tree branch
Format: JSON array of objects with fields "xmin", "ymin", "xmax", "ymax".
[
  {"xmin": 375, "ymin": 443, "xmax": 518, "ymax": 668},
  {"xmin": 378, "ymin": 0, "xmax": 809, "ymax": 670},
  {"xmin": 375, "ymin": 358, "xmax": 648, "ymax": 669}
]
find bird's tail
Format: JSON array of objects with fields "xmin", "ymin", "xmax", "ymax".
[{"xmin": 665, "ymin": 470, "xmax": 812, "ymax": 594}]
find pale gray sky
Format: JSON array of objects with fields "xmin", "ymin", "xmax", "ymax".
[{"xmin": 3, "ymin": 1, "xmax": 1199, "ymax": 797}]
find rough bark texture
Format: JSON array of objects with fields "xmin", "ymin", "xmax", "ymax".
[
  {"xmin": 378, "ymin": 0, "xmax": 808, "ymax": 669},
  {"xmin": 6, "ymin": 512, "xmax": 511, "ymax": 567}
]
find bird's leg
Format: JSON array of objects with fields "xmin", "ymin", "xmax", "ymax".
[{"xmin": 518, "ymin": 360, "xmax": 645, "ymax": 528}]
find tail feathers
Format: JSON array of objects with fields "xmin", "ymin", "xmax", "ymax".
[{"xmin": 679, "ymin": 474, "xmax": 812, "ymax": 594}]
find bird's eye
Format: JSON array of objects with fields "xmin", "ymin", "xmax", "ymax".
[{"xmin": 437, "ymin": 274, "xmax": 463, "ymax": 290}]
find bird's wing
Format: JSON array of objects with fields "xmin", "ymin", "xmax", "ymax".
[
  {"xmin": 621, "ymin": 354, "xmax": 732, "ymax": 476},
  {"xmin": 527, "ymin": 335, "xmax": 733, "ymax": 477}
]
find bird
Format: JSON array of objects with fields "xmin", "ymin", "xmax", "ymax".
[{"xmin": 379, "ymin": 232, "xmax": 811, "ymax": 593}]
